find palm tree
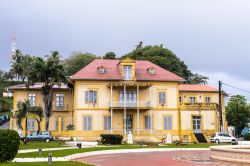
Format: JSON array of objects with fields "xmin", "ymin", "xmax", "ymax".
[
  {"xmin": 15, "ymin": 100, "xmax": 44, "ymax": 134},
  {"xmin": 28, "ymin": 51, "xmax": 67, "ymax": 131},
  {"xmin": 11, "ymin": 50, "xmax": 24, "ymax": 81}
]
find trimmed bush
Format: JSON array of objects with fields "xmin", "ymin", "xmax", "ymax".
[
  {"xmin": 244, "ymin": 133, "xmax": 250, "ymax": 140},
  {"xmin": 100, "ymin": 134, "xmax": 123, "ymax": 144},
  {"xmin": 0, "ymin": 129, "xmax": 20, "ymax": 162}
]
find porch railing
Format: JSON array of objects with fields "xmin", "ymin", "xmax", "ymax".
[
  {"xmin": 52, "ymin": 104, "xmax": 71, "ymax": 111},
  {"xmin": 179, "ymin": 102, "xmax": 217, "ymax": 110},
  {"xmin": 109, "ymin": 100, "xmax": 151, "ymax": 108}
]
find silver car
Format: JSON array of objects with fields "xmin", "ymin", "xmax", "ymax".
[{"xmin": 21, "ymin": 131, "xmax": 53, "ymax": 143}]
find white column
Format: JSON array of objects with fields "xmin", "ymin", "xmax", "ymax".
[
  {"xmin": 124, "ymin": 85, "xmax": 127, "ymax": 134},
  {"xmin": 150, "ymin": 86, "xmax": 153, "ymax": 134},
  {"xmin": 137, "ymin": 86, "xmax": 139, "ymax": 135},
  {"xmin": 111, "ymin": 85, "xmax": 113, "ymax": 133}
]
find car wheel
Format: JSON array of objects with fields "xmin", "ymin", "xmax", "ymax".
[
  {"xmin": 23, "ymin": 137, "xmax": 29, "ymax": 143},
  {"xmin": 45, "ymin": 138, "xmax": 50, "ymax": 143},
  {"xmin": 215, "ymin": 139, "xmax": 220, "ymax": 144},
  {"xmin": 231, "ymin": 140, "xmax": 237, "ymax": 145}
]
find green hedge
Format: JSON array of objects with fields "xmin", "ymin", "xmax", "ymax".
[
  {"xmin": 0, "ymin": 130, "xmax": 20, "ymax": 162},
  {"xmin": 244, "ymin": 133, "xmax": 250, "ymax": 140},
  {"xmin": 100, "ymin": 134, "xmax": 123, "ymax": 144}
]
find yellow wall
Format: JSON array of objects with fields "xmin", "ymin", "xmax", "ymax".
[{"xmin": 11, "ymin": 89, "xmax": 73, "ymax": 132}]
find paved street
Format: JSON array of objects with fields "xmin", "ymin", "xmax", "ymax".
[{"xmin": 76, "ymin": 150, "xmax": 249, "ymax": 166}]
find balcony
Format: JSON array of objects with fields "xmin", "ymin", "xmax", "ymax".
[
  {"xmin": 52, "ymin": 104, "xmax": 71, "ymax": 112},
  {"xmin": 109, "ymin": 100, "xmax": 151, "ymax": 110},
  {"xmin": 180, "ymin": 102, "xmax": 217, "ymax": 111}
]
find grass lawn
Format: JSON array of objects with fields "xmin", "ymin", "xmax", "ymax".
[
  {"xmin": 16, "ymin": 143, "xmax": 222, "ymax": 158},
  {"xmin": 0, "ymin": 162, "xmax": 91, "ymax": 166},
  {"xmin": 19, "ymin": 141, "xmax": 68, "ymax": 150}
]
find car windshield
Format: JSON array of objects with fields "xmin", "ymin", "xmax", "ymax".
[
  {"xmin": 224, "ymin": 134, "xmax": 231, "ymax": 137},
  {"xmin": 217, "ymin": 133, "xmax": 223, "ymax": 136}
]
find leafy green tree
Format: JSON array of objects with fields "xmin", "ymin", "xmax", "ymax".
[
  {"xmin": 122, "ymin": 42, "xmax": 208, "ymax": 84},
  {"xmin": 20, "ymin": 54, "xmax": 34, "ymax": 82},
  {"xmin": 226, "ymin": 95, "xmax": 250, "ymax": 136},
  {"xmin": 188, "ymin": 73, "xmax": 208, "ymax": 84},
  {"xmin": 63, "ymin": 52, "xmax": 96, "ymax": 76},
  {"xmin": 15, "ymin": 100, "xmax": 44, "ymax": 134},
  {"xmin": 104, "ymin": 52, "xmax": 116, "ymax": 59},
  {"xmin": 0, "ymin": 70, "xmax": 5, "ymax": 81},
  {"xmin": 28, "ymin": 51, "xmax": 67, "ymax": 130}
]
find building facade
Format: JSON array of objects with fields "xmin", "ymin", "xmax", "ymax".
[{"xmin": 9, "ymin": 58, "xmax": 226, "ymax": 142}]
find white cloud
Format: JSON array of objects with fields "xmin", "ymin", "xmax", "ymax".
[{"xmin": 196, "ymin": 71, "xmax": 250, "ymax": 102}]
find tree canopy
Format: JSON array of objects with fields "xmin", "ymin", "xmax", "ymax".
[
  {"xmin": 28, "ymin": 51, "xmax": 67, "ymax": 130},
  {"xmin": 122, "ymin": 42, "xmax": 208, "ymax": 84},
  {"xmin": 63, "ymin": 52, "xmax": 96, "ymax": 76},
  {"xmin": 104, "ymin": 52, "xmax": 116, "ymax": 59},
  {"xmin": 226, "ymin": 95, "xmax": 250, "ymax": 135}
]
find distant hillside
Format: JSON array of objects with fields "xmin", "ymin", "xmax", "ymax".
[{"xmin": 0, "ymin": 81, "xmax": 20, "ymax": 108}]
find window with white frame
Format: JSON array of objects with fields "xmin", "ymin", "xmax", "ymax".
[
  {"xmin": 123, "ymin": 65, "xmax": 132, "ymax": 80},
  {"xmin": 205, "ymin": 97, "xmax": 211, "ymax": 103},
  {"xmin": 144, "ymin": 116, "xmax": 152, "ymax": 130},
  {"xmin": 56, "ymin": 94, "xmax": 64, "ymax": 110},
  {"xmin": 83, "ymin": 116, "xmax": 92, "ymax": 131},
  {"xmin": 159, "ymin": 92, "xmax": 166, "ymax": 104},
  {"xmin": 149, "ymin": 68, "xmax": 155, "ymax": 75},
  {"xmin": 164, "ymin": 116, "xmax": 172, "ymax": 130},
  {"xmin": 189, "ymin": 97, "xmax": 196, "ymax": 103},
  {"xmin": 85, "ymin": 90, "xmax": 97, "ymax": 104},
  {"xmin": 28, "ymin": 94, "xmax": 36, "ymax": 106},
  {"xmin": 27, "ymin": 119, "xmax": 35, "ymax": 131},
  {"xmin": 104, "ymin": 116, "xmax": 111, "ymax": 130}
]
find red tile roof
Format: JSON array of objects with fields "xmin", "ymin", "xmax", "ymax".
[
  {"xmin": 70, "ymin": 59, "xmax": 184, "ymax": 81},
  {"xmin": 8, "ymin": 83, "xmax": 69, "ymax": 91},
  {"xmin": 179, "ymin": 84, "xmax": 218, "ymax": 92}
]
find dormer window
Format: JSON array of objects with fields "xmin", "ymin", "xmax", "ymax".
[
  {"xmin": 148, "ymin": 67, "xmax": 155, "ymax": 75},
  {"xmin": 123, "ymin": 65, "xmax": 132, "ymax": 80},
  {"xmin": 97, "ymin": 66, "xmax": 105, "ymax": 74}
]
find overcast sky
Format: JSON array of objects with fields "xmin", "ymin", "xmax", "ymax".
[{"xmin": 1, "ymin": 0, "xmax": 250, "ymax": 100}]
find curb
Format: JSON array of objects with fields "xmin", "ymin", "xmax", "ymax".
[
  {"xmin": 66, "ymin": 148, "xmax": 209, "ymax": 160},
  {"xmin": 14, "ymin": 148, "xmax": 210, "ymax": 162},
  {"xmin": 18, "ymin": 147, "xmax": 78, "ymax": 154}
]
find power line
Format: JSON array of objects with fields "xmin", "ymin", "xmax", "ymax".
[{"xmin": 222, "ymin": 82, "xmax": 250, "ymax": 94}]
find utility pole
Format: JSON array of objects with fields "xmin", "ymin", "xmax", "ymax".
[{"xmin": 218, "ymin": 81, "xmax": 223, "ymax": 132}]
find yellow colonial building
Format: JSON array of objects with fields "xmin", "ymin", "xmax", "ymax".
[{"xmin": 9, "ymin": 58, "xmax": 226, "ymax": 142}]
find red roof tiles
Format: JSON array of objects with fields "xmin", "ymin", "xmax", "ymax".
[
  {"xmin": 179, "ymin": 84, "xmax": 218, "ymax": 92},
  {"xmin": 70, "ymin": 59, "xmax": 184, "ymax": 81},
  {"xmin": 8, "ymin": 83, "xmax": 69, "ymax": 91}
]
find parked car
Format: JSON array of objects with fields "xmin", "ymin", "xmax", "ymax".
[
  {"xmin": 241, "ymin": 127, "xmax": 250, "ymax": 137},
  {"xmin": 210, "ymin": 132, "xmax": 237, "ymax": 144},
  {"xmin": 20, "ymin": 131, "xmax": 53, "ymax": 143}
]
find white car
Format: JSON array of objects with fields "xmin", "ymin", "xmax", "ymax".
[{"xmin": 210, "ymin": 132, "xmax": 237, "ymax": 144}]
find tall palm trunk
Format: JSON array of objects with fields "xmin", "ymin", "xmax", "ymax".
[
  {"xmin": 42, "ymin": 85, "xmax": 53, "ymax": 131},
  {"xmin": 35, "ymin": 118, "xmax": 41, "ymax": 134}
]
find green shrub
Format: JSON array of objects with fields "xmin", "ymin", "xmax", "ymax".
[
  {"xmin": 172, "ymin": 140, "xmax": 182, "ymax": 146},
  {"xmin": 244, "ymin": 133, "xmax": 250, "ymax": 140},
  {"xmin": 100, "ymin": 134, "xmax": 123, "ymax": 144},
  {"xmin": 0, "ymin": 129, "xmax": 20, "ymax": 162}
]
